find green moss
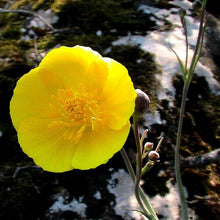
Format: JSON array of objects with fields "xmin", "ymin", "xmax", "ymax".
[
  {"xmin": 9, "ymin": 0, "xmax": 55, "ymax": 11},
  {"xmin": 0, "ymin": 0, "xmax": 8, "ymax": 8},
  {"xmin": 2, "ymin": 24, "xmax": 22, "ymax": 40},
  {"xmin": 10, "ymin": 0, "xmax": 35, "ymax": 10},
  {"xmin": 0, "ymin": 40, "xmax": 33, "ymax": 78},
  {"xmin": 51, "ymin": 0, "xmax": 70, "ymax": 12},
  {"xmin": 0, "ymin": 10, "xmax": 24, "ymax": 28},
  {"xmin": 37, "ymin": 34, "xmax": 56, "ymax": 49},
  {"xmin": 53, "ymin": 0, "xmax": 154, "ymax": 35},
  {"xmin": 0, "ymin": 39, "xmax": 32, "ymax": 61},
  {"xmin": 37, "ymin": 31, "xmax": 116, "ymax": 52},
  {"xmin": 32, "ymin": 0, "xmax": 56, "ymax": 10},
  {"xmin": 0, "ymin": 41, "xmax": 19, "ymax": 59}
]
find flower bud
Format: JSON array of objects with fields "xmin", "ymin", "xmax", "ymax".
[
  {"xmin": 179, "ymin": 8, "xmax": 186, "ymax": 18},
  {"xmin": 134, "ymin": 89, "xmax": 150, "ymax": 115},
  {"xmin": 192, "ymin": 0, "xmax": 202, "ymax": 11},
  {"xmin": 148, "ymin": 151, "xmax": 160, "ymax": 161},
  {"xmin": 144, "ymin": 142, "xmax": 154, "ymax": 151}
]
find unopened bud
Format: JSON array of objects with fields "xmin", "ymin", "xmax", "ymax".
[
  {"xmin": 148, "ymin": 151, "xmax": 160, "ymax": 161},
  {"xmin": 192, "ymin": 0, "xmax": 202, "ymax": 11},
  {"xmin": 144, "ymin": 142, "xmax": 154, "ymax": 151},
  {"xmin": 179, "ymin": 8, "xmax": 186, "ymax": 18},
  {"xmin": 134, "ymin": 89, "xmax": 150, "ymax": 114}
]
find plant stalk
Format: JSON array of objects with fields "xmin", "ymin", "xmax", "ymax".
[
  {"xmin": 121, "ymin": 114, "xmax": 159, "ymax": 220},
  {"xmin": 133, "ymin": 115, "xmax": 149, "ymax": 214},
  {"xmin": 120, "ymin": 147, "xmax": 158, "ymax": 220},
  {"xmin": 175, "ymin": 82, "xmax": 189, "ymax": 220},
  {"xmin": 175, "ymin": 1, "xmax": 207, "ymax": 219}
]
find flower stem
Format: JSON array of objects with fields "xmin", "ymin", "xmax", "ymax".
[
  {"xmin": 175, "ymin": 2, "xmax": 207, "ymax": 219},
  {"xmin": 133, "ymin": 115, "xmax": 149, "ymax": 214},
  {"xmin": 188, "ymin": 0, "xmax": 207, "ymax": 82},
  {"xmin": 133, "ymin": 115, "xmax": 159, "ymax": 220},
  {"xmin": 121, "ymin": 114, "xmax": 159, "ymax": 220},
  {"xmin": 175, "ymin": 82, "xmax": 189, "ymax": 220},
  {"xmin": 120, "ymin": 148, "xmax": 136, "ymax": 182},
  {"xmin": 120, "ymin": 148, "xmax": 158, "ymax": 220}
]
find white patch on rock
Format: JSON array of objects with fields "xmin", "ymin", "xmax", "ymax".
[
  {"xmin": 150, "ymin": 181, "xmax": 181, "ymax": 220},
  {"xmin": 107, "ymin": 169, "xmax": 196, "ymax": 220},
  {"xmin": 94, "ymin": 190, "xmax": 102, "ymax": 200},
  {"xmin": 150, "ymin": 180, "xmax": 196, "ymax": 220},
  {"xmin": 49, "ymin": 196, "xmax": 87, "ymax": 218},
  {"xmin": 107, "ymin": 169, "xmax": 145, "ymax": 220},
  {"xmin": 96, "ymin": 30, "xmax": 102, "ymax": 36},
  {"xmin": 172, "ymin": 0, "xmax": 193, "ymax": 10},
  {"xmin": 145, "ymin": 111, "xmax": 163, "ymax": 128}
]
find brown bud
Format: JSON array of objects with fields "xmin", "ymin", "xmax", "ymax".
[{"xmin": 134, "ymin": 89, "xmax": 150, "ymax": 114}]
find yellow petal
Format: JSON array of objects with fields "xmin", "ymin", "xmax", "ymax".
[
  {"xmin": 10, "ymin": 67, "xmax": 63, "ymax": 130},
  {"xmin": 17, "ymin": 118, "xmax": 76, "ymax": 172},
  {"xmin": 39, "ymin": 46, "xmax": 108, "ymax": 92},
  {"xmin": 100, "ymin": 58, "xmax": 137, "ymax": 130},
  {"xmin": 71, "ymin": 122, "xmax": 131, "ymax": 170}
]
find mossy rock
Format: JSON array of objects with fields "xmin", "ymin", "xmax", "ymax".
[
  {"xmin": 2, "ymin": 24, "xmax": 22, "ymax": 40},
  {"xmin": 0, "ymin": 40, "xmax": 33, "ymax": 78},
  {"xmin": 52, "ymin": 0, "xmax": 155, "ymax": 35},
  {"xmin": 37, "ymin": 32, "xmax": 116, "ymax": 52}
]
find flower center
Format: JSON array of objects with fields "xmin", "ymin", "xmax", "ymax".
[{"xmin": 49, "ymin": 88, "xmax": 101, "ymax": 143}]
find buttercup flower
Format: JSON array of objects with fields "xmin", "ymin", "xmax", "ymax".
[{"xmin": 10, "ymin": 45, "xmax": 136, "ymax": 172}]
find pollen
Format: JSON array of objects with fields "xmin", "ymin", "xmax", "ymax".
[{"xmin": 49, "ymin": 88, "xmax": 101, "ymax": 143}]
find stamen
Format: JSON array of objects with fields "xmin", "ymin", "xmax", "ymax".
[{"xmin": 49, "ymin": 88, "xmax": 101, "ymax": 142}]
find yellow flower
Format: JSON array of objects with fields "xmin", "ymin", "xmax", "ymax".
[{"xmin": 10, "ymin": 45, "xmax": 137, "ymax": 172}]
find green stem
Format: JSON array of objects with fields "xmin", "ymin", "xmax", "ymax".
[
  {"xmin": 133, "ymin": 115, "xmax": 159, "ymax": 220},
  {"xmin": 180, "ymin": 12, "xmax": 189, "ymax": 70},
  {"xmin": 188, "ymin": 0, "xmax": 207, "ymax": 82},
  {"xmin": 120, "ymin": 148, "xmax": 136, "ymax": 182},
  {"xmin": 138, "ymin": 189, "xmax": 158, "ymax": 220},
  {"xmin": 120, "ymin": 148, "xmax": 158, "ymax": 220},
  {"xmin": 133, "ymin": 115, "xmax": 148, "ymax": 214},
  {"xmin": 133, "ymin": 115, "xmax": 143, "ymax": 173},
  {"xmin": 175, "ymin": 82, "xmax": 189, "ymax": 220},
  {"xmin": 142, "ymin": 161, "xmax": 154, "ymax": 176},
  {"xmin": 175, "ymin": 2, "xmax": 207, "ymax": 219},
  {"xmin": 155, "ymin": 137, "xmax": 164, "ymax": 152}
]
